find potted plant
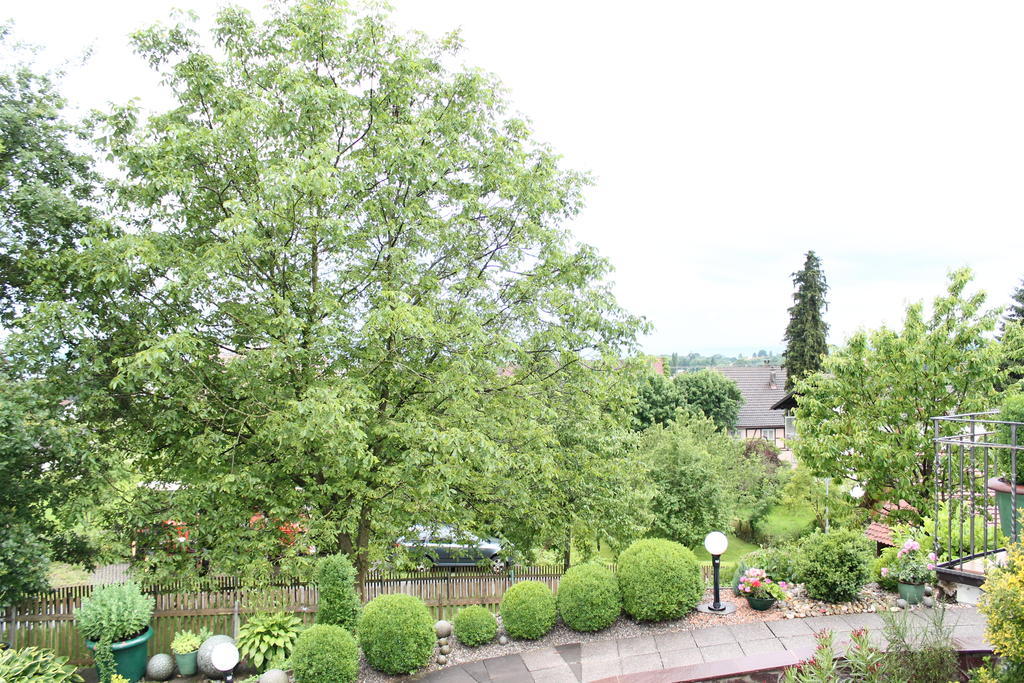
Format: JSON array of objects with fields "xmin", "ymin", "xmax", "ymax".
[
  {"xmin": 881, "ymin": 538, "xmax": 936, "ymax": 605},
  {"xmin": 987, "ymin": 393, "xmax": 1024, "ymax": 539},
  {"xmin": 75, "ymin": 582, "xmax": 154, "ymax": 683},
  {"xmin": 736, "ymin": 567, "xmax": 790, "ymax": 610},
  {"xmin": 171, "ymin": 629, "xmax": 202, "ymax": 676}
]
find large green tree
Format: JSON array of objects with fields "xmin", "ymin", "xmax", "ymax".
[
  {"xmin": 1007, "ymin": 278, "xmax": 1024, "ymax": 329},
  {"xmin": 632, "ymin": 369, "xmax": 742, "ymax": 431},
  {"xmin": 0, "ymin": 26, "xmax": 98, "ymax": 323},
  {"xmin": 782, "ymin": 251, "xmax": 829, "ymax": 390},
  {"xmin": 21, "ymin": 2, "xmax": 644, "ymax": 585},
  {"xmin": 793, "ymin": 270, "xmax": 1013, "ymax": 509},
  {"xmin": 642, "ymin": 413, "xmax": 769, "ymax": 547}
]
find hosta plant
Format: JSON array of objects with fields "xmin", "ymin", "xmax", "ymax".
[
  {"xmin": 0, "ymin": 646, "xmax": 84, "ymax": 682},
  {"xmin": 236, "ymin": 611, "xmax": 303, "ymax": 671}
]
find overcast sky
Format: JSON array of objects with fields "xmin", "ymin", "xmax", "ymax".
[{"xmin": 6, "ymin": 1, "xmax": 1023, "ymax": 355}]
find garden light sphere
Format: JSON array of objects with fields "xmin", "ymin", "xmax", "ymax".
[
  {"xmin": 850, "ymin": 485, "xmax": 865, "ymax": 499},
  {"xmin": 704, "ymin": 531, "xmax": 728, "ymax": 557},
  {"xmin": 211, "ymin": 642, "xmax": 240, "ymax": 672}
]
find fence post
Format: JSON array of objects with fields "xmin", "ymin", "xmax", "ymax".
[
  {"xmin": 4, "ymin": 605, "xmax": 15, "ymax": 647},
  {"xmin": 232, "ymin": 598, "xmax": 240, "ymax": 639}
]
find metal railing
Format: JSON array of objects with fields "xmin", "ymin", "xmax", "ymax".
[{"xmin": 931, "ymin": 411, "xmax": 1021, "ymax": 585}]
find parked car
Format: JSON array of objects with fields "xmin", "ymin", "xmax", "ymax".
[{"xmin": 396, "ymin": 526, "xmax": 509, "ymax": 571}]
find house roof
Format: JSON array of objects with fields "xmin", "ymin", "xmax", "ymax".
[
  {"xmin": 865, "ymin": 522, "xmax": 895, "ymax": 546},
  {"xmin": 712, "ymin": 366, "xmax": 788, "ymax": 429}
]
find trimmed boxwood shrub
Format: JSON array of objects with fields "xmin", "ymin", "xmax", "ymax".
[
  {"xmin": 500, "ymin": 581, "xmax": 556, "ymax": 640},
  {"xmin": 314, "ymin": 554, "xmax": 361, "ymax": 633},
  {"xmin": 796, "ymin": 529, "xmax": 872, "ymax": 602},
  {"xmin": 617, "ymin": 538, "xmax": 702, "ymax": 621},
  {"xmin": 557, "ymin": 563, "xmax": 620, "ymax": 632},
  {"xmin": 358, "ymin": 594, "xmax": 435, "ymax": 674},
  {"xmin": 453, "ymin": 605, "xmax": 498, "ymax": 646},
  {"xmin": 290, "ymin": 624, "xmax": 359, "ymax": 683}
]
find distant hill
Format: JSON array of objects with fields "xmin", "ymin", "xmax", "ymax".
[{"xmin": 662, "ymin": 351, "xmax": 783, "ymax": 375}]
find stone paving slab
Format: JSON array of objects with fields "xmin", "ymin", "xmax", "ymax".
[
  {"xmin": 420, "ymin": 606, "xmax": 984, "ymax": 683},
  {"xmin": 691, "ymin": 625, "xmax": 736, "ymax": 647}
]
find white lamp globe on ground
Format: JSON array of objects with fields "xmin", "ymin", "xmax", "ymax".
[
  {"xmin": 697, "ymin": 530, "xmax": 736, "ymax": 615},
  {"xmin": 210, "ymin": 642, "xmax": 240, "ymax": 678},
  {"xmin": 704, "ymin": 531, "xmax": 729, "ymax": 557}
]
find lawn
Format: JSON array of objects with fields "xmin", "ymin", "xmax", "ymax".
[
  {"xmin": 756, "ymin": 504, "xmax": 816, "ymax": 543},
  {"xmin": 689, "ymin": 533, "xmax": 757, "ymax": 564}
]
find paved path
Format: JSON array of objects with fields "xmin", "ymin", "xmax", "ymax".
[{"xmin": 419, "ymin": 607, "xmax": 988, "ymax": 683}]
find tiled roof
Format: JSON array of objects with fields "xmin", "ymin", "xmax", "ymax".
[
  {"xmin": 712, "ymin": 366, "xmax": 788, "ymax": 429},
  {"xmin": 865, "ymin": 522, "xmax": 895, "ymax": 546}
]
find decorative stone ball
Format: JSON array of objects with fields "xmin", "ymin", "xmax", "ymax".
[
  {"xmin": 440, "ymin": 645, "xmax": 451, "ymax": 655},
  {"xmin": 259, "ymin": 669, "xmax": 290, "ymax": 683},
  {"xmin": 197, "ymin": 634, "xmax": 235, "ymax": 679},
  {"xmin": 498, "ymin": 635, "xmax": 509, "ymax": 645},
  {"xmin": 145, "ymin": 653, "xmax": 175, "ymax": 681},
  {"xmin": 923, "ymin": 585, "xmax": 934, "ymax": 597},
  {"xmin": 896, "ymin": 599, "xmax": 908, "ymax": 610},
  {"xmin": 923, "ymin": 596, "xmax": 934, "ymax": 608},
  {"xmin": 437, "ymin": 655, "xmax": 447, "ymax": 666},
  {"xmin": 435, "ymin": 620, "xmax": 453, "ymax": 638},
  {"xmin": 437, "ymin": 637, "xmax": 448, "ymax": 646}
]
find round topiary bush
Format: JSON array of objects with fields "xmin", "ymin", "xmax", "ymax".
[
  {"xmin": 499, "ymin": 581, "xmax": 556, "ymax": 640},
  {"xmin": 453, "ymin": 605, "xmax": 498, "ymax": 646},
  {"xmin": 557, "ymin": 563, "xmax": 620, "ymax": 632},
  {"xmin": 617, "ymin": 538, "xmax": 702, "ymax": 621},
  {"xmin": 796, "ymin": 529, "xmax": 872, "ymax": 602},
  {"xmin": 290, "ymin": 624, "xmax": 359, "ymax": 683},
  {"xmin": 358, "ymin": 594, "xmax": 435, "ymax": 674}
]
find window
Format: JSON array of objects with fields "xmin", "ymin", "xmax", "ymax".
[{"xmin": 761, "ymin": 428, "xmax": 775, "ymax": 442}]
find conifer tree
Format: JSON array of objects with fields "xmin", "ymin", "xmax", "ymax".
[{"xmin": 783, "ymin": 251, "xmax": 829, "ymax": 390}]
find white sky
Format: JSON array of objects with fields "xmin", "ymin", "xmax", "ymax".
[{"xmin": 6, "ymin": 1, "xmax": 1023, "ymax": 355}]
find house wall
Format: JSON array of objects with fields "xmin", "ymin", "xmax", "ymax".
[{"xmin": 743, "ymin": 427, "xmax": 786, "ymax": 450}]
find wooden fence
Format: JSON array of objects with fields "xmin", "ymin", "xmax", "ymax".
[{"xmin": 1, "ymin": 562, "xmax": 731, "ymax": 666}]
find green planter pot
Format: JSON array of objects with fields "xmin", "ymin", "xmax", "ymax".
[
  {"xmin": 86, "ymin": 626, "xmax": 153, "ymax": 683},
  {"xmin": 898, "ymin": 582, "xmax": 925, "ymax": 605},
  {"xmin": 175, "ymin": 651, "xmax": 198, "ymax": 676},
  {"xmin": 988, "ymin": 477, "xmax": 1024, "ymax": 540},
  {"xmin": 746, "ymin": 597, "xmax": 776, "ymax": 611}
]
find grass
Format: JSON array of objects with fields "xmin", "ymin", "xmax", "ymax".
[
  {"xmin": 689, "ymin": 533, "xmax": 757, "ymax": 564},
  {"xmin": 757, "ymin": 504, "xmax": 815, "ymax": 543},
  {"xmin": 47, "ymin": 562, "xmax": 92, "ymax": 587}
]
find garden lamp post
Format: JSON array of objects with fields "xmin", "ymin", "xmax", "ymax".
[{"xmin": 697, "ymin": 531, "xmax": 736, "ymax": 615}]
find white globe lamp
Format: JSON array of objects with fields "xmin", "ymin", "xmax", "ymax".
[{"xmin": 210, "ymin": 642, "xmax": 240, "ymax": 681}]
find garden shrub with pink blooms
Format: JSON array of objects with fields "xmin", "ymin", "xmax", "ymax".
[
  {"xmin": 882, "ymin": 538, "xmax": 937, "ymax": 585},
  {"xmin": 737, "ymin": 567, "xmax": 791, "ymax": 601}
]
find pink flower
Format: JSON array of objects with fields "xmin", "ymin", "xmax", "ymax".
[
  {"xmin": 880, "ymin": 567, "xmax": 890, "ymax": 577},
  {"xmin": 928, "ymin": 552, "xmax": 937, "ymax": 562},
  {"xmin": 927, "ymin": 563, "xmax": 935, "ymax": 570}
]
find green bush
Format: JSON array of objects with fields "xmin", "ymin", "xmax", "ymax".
[
  {"xmin": 873, "ymin": 547, "xmax": 899, "ymax": 592},
  {"xmin": 0, "ymin": 646, "xmax": 83, "ymax": 682},
  {"xmin": 358, "ymin": 594, "xmax": 435, "ymax": 674},
  {"xmin": 557, "ymin": 563, "xmax": 620, "ymax": 632},
  {"xmin": 500, "ymin": 581, "xmax": 556, "ymax": 640},
  {"xmin": 237, "ymin": 611, "xmax": 302, "ymax": 671},
  {"xmin": 996, "ymin": 393, "xmax": 1024, "ymax": 478},
  {"xmin": 315, "ymin": 553, "xmax": 361, "ymax": 633},
  {"xmin": 290, "ymin": 624, "xmax": 359, "ymax": 683},
  {"xmin": 796, "ymin": 530, "xmax": 871, "ymax": 602},
  {"xmin": 734, "ymin": 544, "xmax": 800, "ymax": 592},
  {"xmin": 617, "ymin": 538, "xmax": 702, "ymax": 621},
  {"xmin": 453, "ymin": 605, "xmax": 498, "ymax": 646}
]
